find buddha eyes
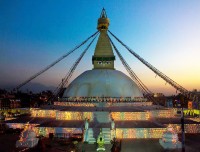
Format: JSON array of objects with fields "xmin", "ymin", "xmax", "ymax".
[{"xmin": 97, "ymin": 61, "xmax": 111, "ymax": 64}]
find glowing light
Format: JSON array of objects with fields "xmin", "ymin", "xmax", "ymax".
[
  {"xmin": 115, "ymin": 128, "xmax": 166, "ymax": 139},
  {"xmin": 54, "ymin": 101, "xmax": 152, "ymax": 107},
  {"xmin": 31, "ymin": 109, "xmax": 56, "ymax": 118},
  {"xmin": 111, "ymin": 112, "xmax": 150, "ymax": 120},
  {"xmin": 165, "ymin": 124, "xmax": 200, "ymax": 133},
  {"xmin": 56, "ymin": 111, "xmax": 93, "ymax": 120},
  {"xmin": 150, "ymin": 109, "xmax": 177, "ymax": 118}
]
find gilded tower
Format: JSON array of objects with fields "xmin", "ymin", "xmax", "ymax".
[{"xmin": 92, "ymin": 8, "xmax": 115, "ymax": 69}]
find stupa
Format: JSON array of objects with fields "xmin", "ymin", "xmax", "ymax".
[
  {"xmin": 63, "ymin": 8, "xmax": 143, "ymax": 99},
  {"xmin": 60, "ymin": 8, "xmax": 145, "ymax": 144}
]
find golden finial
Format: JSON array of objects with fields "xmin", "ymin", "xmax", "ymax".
[{"xmin": 97, "ymin": 8, "xmax": 110, "ymax": 31}]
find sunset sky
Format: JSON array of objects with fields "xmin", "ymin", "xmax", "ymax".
[{"xmin": 1, "ymin": 0, "xmax": 200, "ymax": 95}]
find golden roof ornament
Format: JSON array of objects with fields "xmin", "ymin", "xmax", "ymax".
[{"xmin": 97, "ymin": 8, "xmax": 110, "ymax": 31}]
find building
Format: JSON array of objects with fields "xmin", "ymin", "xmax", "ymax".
[{"xmin": 0, "ymin": 98, "xmax": 21, "ymax": 110}]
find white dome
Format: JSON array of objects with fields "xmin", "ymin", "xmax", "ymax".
[{"xmin": 63, "ymin": 69, "xmax": 143, "ymax": 98}]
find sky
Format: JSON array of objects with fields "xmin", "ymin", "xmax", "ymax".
[{"xmin": 0, "ymin": 0, "xmax": 200, "ymax": 95}]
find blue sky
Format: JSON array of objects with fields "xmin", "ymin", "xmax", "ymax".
[{"xmin": 0, "ymin": 0, "xmax": 200, "ymax": 95}]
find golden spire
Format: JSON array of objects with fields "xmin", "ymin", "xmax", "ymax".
[
  {"xmin": 92, "ymin": 8, "xmax": 115, "ymax": 69},
  {"xmin": 97, "ymin": 8, "xmax": 110, "ymax": 31}
]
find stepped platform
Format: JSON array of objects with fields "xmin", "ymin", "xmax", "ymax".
[
  {"xmin": 6, "ymin": 116, "xmax": 200, "ymax": 127},
  {"xmin": 5, "ymin": 104, "xmax": 200, "ymax": 139}
]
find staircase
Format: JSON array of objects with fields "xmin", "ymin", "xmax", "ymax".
[
  {"xmin": 87, "ymin": 128, "xmax": 96, "ymax": 144},
  {"xmin": 85, "ymin": 128, "xmax": 111, "ymax": 144},
  {"xmin": 102, "ymin": 128, "xmax": 111, "ymax": 144}
]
